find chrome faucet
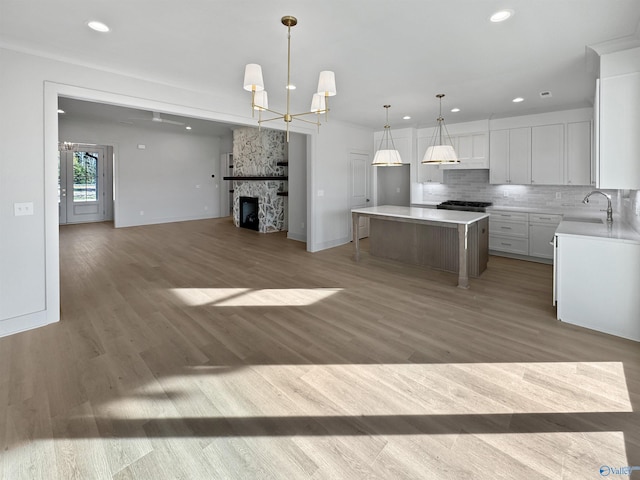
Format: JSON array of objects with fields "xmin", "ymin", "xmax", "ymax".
[{"xmin": 582, "ymin": 190, "xmax": 613, "ymax": 224}]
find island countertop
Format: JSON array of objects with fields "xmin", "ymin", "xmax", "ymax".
[{"xmin": 351, "ymin": 205, "xmax": 490, "ymax": 225}]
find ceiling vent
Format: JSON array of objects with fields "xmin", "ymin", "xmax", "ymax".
[{"xmin": 539, "ymin": 91, "xmax": 552, "ymax": 98}]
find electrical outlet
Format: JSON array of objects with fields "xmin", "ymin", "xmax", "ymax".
[
  {"xmin": 503, "ymin": 190, "xmax": 508, "ymax": 197},
  {"xmin": 555, "ymin": 192, "xmax": 561, "ymax": 199},
  {"xmin": 14, "ymin": 202, "xmax": 34, "ymax": 216}
]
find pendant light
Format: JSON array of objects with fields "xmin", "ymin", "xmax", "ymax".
[
  {"xmin": 372, "ymin": 105, "xmax": 403, "ymax": 166},
  {"xmin": 422, "ymin": 94, "xmax": 459, "ymax": 164}
]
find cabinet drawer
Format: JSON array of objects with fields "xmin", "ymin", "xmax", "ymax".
[
  {"xmin": 489, "ymin": 211, "xmax": 528, "ymax": 222},
  {"xmin": 489, "ymin": 219, "xmax": 528, "ymax": 237},
  {"xmin": 529, "ymin": 213, "xmax": 562, "ymax": 225},
  {"xmin": 489, "ymin": 236, "xmax": 529, "ymax": 255}
]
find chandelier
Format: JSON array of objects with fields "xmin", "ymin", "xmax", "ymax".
[
  {"xmin": 372, "ymin": 105, "xmax": 402, "ymax": 166},
  {"xmin": 243, "ymin": 15, "xmax": 337, "ymax": 141},
  {"xmin": 422, "ymin": 94, "xmax": 459, "ymax": 164},
  {"xmin": 58, "ymin": 141, "xmax": 78, "ymax": 151}
]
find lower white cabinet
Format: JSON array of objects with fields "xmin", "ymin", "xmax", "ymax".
[
  {"xmin": 528, "ymin": 214, "xmax": 562, "ymax": 259},
  {"xmin": 555, "ymin": 233, "xmax": 640, "ymax": 341},
  {"xmin": 489, "ymin": 211, "xmax": 529, "ymax": 256},
  {"xmin": 490, "ymin": 210, "xmax": 561, "ymax": 261}
]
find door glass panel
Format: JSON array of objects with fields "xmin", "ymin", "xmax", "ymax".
[{"xmin": 73, "ymin": 151, "xmax": 98, "ymax": 202}]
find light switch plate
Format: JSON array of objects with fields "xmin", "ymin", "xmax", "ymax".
[{"xmin": 14, "ymin": 202, "xmax": 34, "ymax": 216}]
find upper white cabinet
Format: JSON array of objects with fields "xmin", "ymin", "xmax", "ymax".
[
  {"xmin": 566, "ymin": 121, "xmax": 592, "ymax": 186},
  {"xmin": 441, "ymin": 132, "xmax": 489, "ymax": 170},
  {"xmin": 596, "ymin": 47, "xmax": 640, "ymax": 189},
  {"xmin": 489, "ymin": 127, "xmax": 531, "ymax": 184},
  {"xmin": 489, "ymin": 109, "xmax": 592, "ymax": 186},
  {"xmin": 531, "ymin": 124, "xmax": 563, "ymax": 185}
]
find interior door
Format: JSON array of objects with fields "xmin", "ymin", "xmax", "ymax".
[
  {"xmin": 349, "ymin": 151, "xmax": 370, "ymax": 239},
  {"xmin": 59, "ymin": 146, "xmax": 108, "ymax": 224}
]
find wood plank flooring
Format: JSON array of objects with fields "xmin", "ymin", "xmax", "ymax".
[{"xmin": 1, "ymin": 217, "xmax": 639, "ymax": 479}]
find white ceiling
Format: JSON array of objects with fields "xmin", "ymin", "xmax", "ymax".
[{"xmin": 2, "ymin": 0, "xmax": 640, "ymax": 131}]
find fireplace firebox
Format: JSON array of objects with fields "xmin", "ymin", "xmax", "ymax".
[{"xmin": 239, "ymin": 196, "xmax": 259, "ymax": 231}]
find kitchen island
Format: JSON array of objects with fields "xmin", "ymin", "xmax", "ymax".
[{"xmin": 351, "ymin": 205, "xmax": 490, "ymax": 288}]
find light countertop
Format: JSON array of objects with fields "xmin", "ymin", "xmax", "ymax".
[
  {"xmin": 351, "ymin": 205, "xmax": 489, "ymax": 225},
  {"xmin": 555, "ymin": 218, "xmax": 640, "ymax": 244}
]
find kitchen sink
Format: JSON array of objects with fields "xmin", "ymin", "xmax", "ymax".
[{"xmin": 562, "ymin": 217, "xmax": 604, "ymax": 224}]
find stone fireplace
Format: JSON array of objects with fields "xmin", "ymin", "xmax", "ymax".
[{"xmin": 231, "ymin": 127, "xmax": 287, "ymax": 233}]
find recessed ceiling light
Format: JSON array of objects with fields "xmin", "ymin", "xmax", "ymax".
[
  {"xmin": 57, "ymin": 109, "xmax": 65, "ymax": 114},
  {"xmin": 451, "ymin": 108, "xmax": 460, "ymax": 113},
  {"xmin": 185, "ymin": 125, "xmax": 192, "ymax": 130},
  {"xmin": 512, "ymin": 97, "xmax": 524, "ymax": 103},
  {"xmin": 403, "ymin": 115, "xmax": 411, "ymax": 120},
  {"xmin": 490, "ymin": 10, "xmax": 514, "ymax": 23},
  {"xmin": 87, "ymin": 21, "xmax": 110, "ymax": 33}
]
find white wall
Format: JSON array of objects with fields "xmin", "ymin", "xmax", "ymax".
[
  {"xmin": 0, "ymin": 47, "xmax": 374, "ymax": 336},
  {"xmin": 60, "ymin": 117, "xmax": 227, "ymax": 227},
  {"xmin": 310, "ymin": 120, "xmax": 373, "ymax": 251}
]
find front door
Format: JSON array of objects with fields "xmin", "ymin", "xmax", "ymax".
[
  {"xmin": 349, "ymin": 151, "xmax": 370, "ymax": 239},
  {"xmin": 59, "ymin": 146, "xmax": 109, "ymax": 224}
]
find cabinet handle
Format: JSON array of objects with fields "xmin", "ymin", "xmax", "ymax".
[
  {"xmin": 500, "ymin": 226, "xmax": 512, "ymax": 230},
  {"xmin": 539, "ymin": 217, "xmax": 551, "ymax": 220},
  {"xmin": 501, "ymin": 242, "xmax": 512, "ymax": 246},
  {"xmin": 500, "ymin": 214, "xmax": 512, "ymax": 218}
]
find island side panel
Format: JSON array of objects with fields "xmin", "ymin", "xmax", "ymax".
[{"xmin": 368, "ymin": 217, "xmax": 487, "ymax": 277}]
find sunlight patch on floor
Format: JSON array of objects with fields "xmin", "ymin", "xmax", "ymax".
[
  {"xmin": 169, "ymin": 287, "xmax": 344, "ymax": 307},
  {"xmin": 101, "ymin": 362, "xmax": 631, "ymax": 418}
]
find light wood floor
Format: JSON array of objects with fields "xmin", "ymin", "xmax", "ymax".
[{"xmin": 2, "ymin": 217, "xmax": 639, "ymax": 479}]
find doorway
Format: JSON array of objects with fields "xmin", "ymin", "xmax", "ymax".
[
  {"xmin": 58, "ymin": 145, "xmax": 113, "ymax": 224},
  {"xmin": 349, "ymin": 151, "xmax": 370, "ymax": 239}
]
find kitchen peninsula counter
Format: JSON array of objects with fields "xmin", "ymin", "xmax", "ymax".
[{"xmin": 351, "ymin": 206, "xmax": 490, "ymax": 288}]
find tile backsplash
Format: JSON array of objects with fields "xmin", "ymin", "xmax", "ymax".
[{"xmin": 420, "ymin": 169, "xmax": 621, "ymax": 214}]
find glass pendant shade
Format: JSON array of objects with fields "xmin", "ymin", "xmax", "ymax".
[
  {"xmin": 243, "ymin": 64, "xmax": 264, "ymax": 91},
  {"xmin": 372, "ymin": 149, "xmax": 403, "ymax": 166},
  {"xmin": 253, "ymin": 91, "xmax": 268, "ymax": 111},
  {"xmin": 317, "ymin": 71, "xmax": 337, "ymax": 96},
  {"xmin": 422, "ymin": 145, "xmax": 458, "ymax": 164}
]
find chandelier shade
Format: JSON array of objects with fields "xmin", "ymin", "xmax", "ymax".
[
  {"xmin": 243, "ymin": 16, "xmax": 336, "ymax": 141},
  {"xmin": 253, "ymin": 91, "xmax": 268, "ymax": 111},
  {"xmin": 310, "ymin": 93, "xmax": 326, "ymax": 113},
  {"xmin": 372, "ymin": 105, "xmax": 403, "ymax": 166},
  {"xmin": 421, "ymin": 94, "xmax": 459, "ymax": 165},
  {"xmin": 243, "ymin": 64, "xmax": 264, "ymax": 92},
  {"xmin": 317, "ymin": 71, "xmax": 337, "ymax": 96}
]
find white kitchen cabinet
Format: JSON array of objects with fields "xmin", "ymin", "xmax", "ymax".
[
  {"xmin": 531, "ymin": 124, "xmax": 564, "ymax": 185},
  {"xmin": 441, "ymin": 132, "xmax": 489, "ymax": 170},
  {"xmin": 555, "ymin": 233, "xmax": 640, "ymax": 341},
  {"xmin": 416, "ymin": 133, "xmax": 443, "ymax": 183},
  {"xmin": 597, "ymin": 71, "xmax": 640, "ymax": 189},
  {"xmin": 489, "ymin": 211, "xmax": 529, "ymax": 256},
  {"xmin": 566, "ymin": 121, "xmax": 592, "ymax": 186},
  {"xmin": 528, "ymin": 214, "xmax": 562, "ymax": 259},
  {"xmin": 489, "ymin": 128, "xmax": 531, "ymax": 184}
]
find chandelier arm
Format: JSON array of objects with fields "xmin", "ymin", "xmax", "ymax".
[
  {"xmin": 287, "ymin": 115, "xmax": 322, "ymax": 126},
  {"xmin": 289, "ymin": 110, "xmax": 327, "ymax": 119},
  {"xmin": 286, "ymin": 24, "xmax": 292, "ymax": 123},
  {"xmin": 258, "ymin": 115, "xmax": 287, "ymax": 124}
]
